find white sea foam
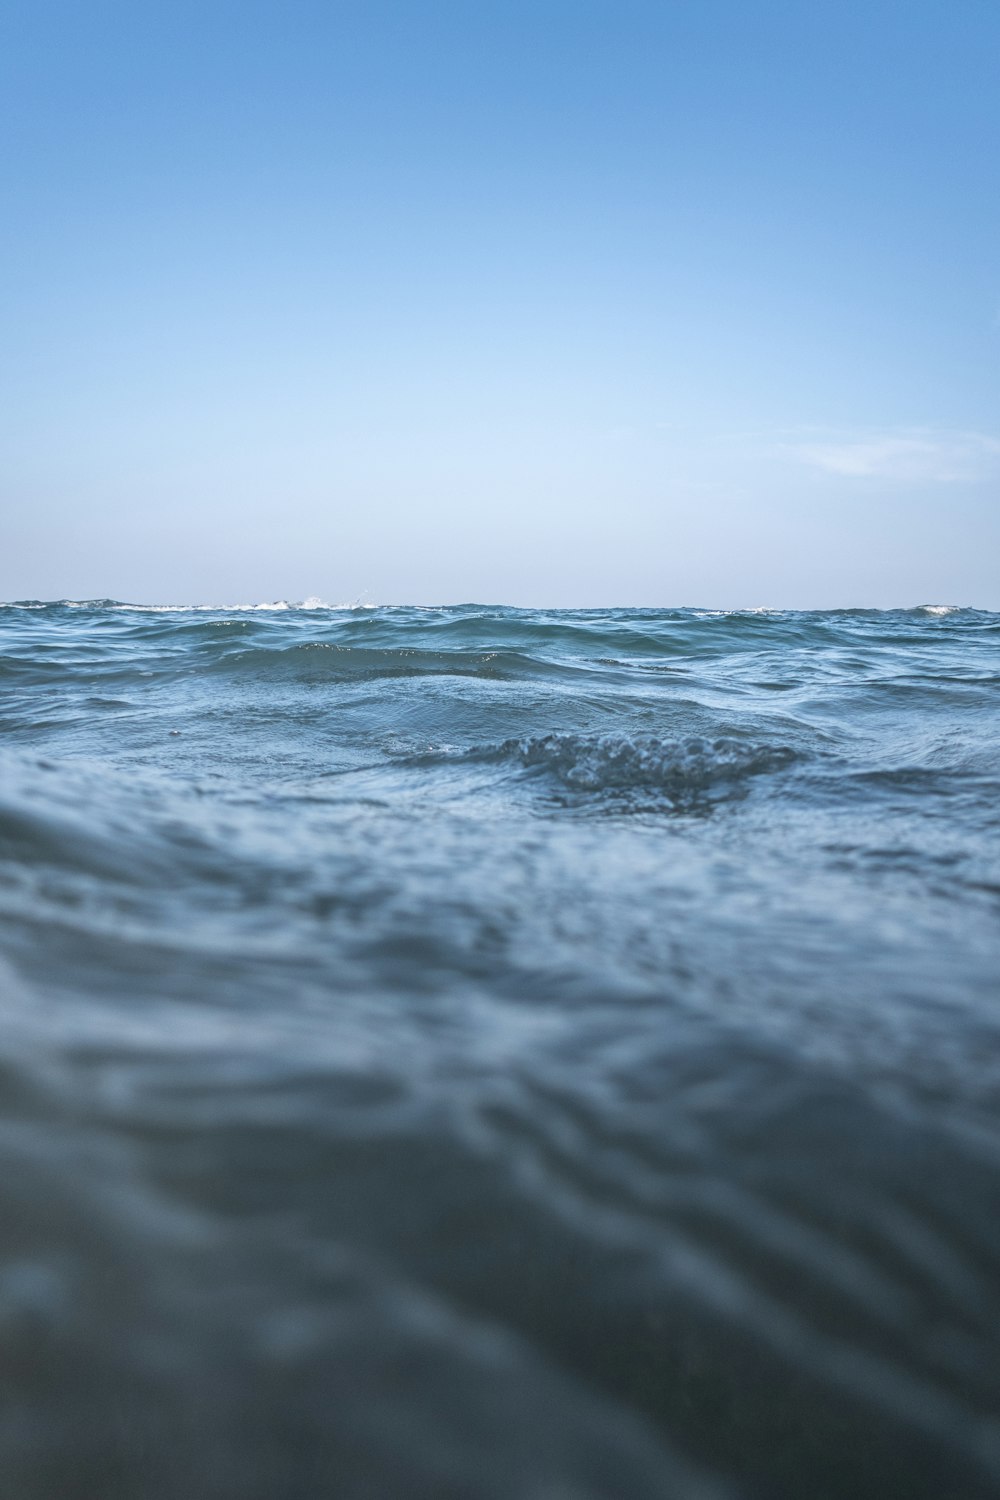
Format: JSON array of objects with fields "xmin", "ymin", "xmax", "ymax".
[
  {"xmin": 917, "ymin": 604, "xmax": 962, "ymax": 615},
  {"xmin": 61, "ymin": 598, "xmax": 367, "ymax": 613},
  {"xmin": 691, "ymin": 607, "xmax": 783, "ymax": 618}
]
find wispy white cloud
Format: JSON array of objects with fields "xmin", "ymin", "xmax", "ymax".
[{"xmin": 782, "ymin": 428, "xmax": 1000, "ymax": 484}]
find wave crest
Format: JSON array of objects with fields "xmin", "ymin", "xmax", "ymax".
[{"xmin": 498, "ymin": 733, "xmax": 798, "ymax": 796}]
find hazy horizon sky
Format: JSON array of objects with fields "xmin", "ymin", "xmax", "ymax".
[{"xmin": 2, "ymin": 0, "xmax": 998, "ymax": 608}]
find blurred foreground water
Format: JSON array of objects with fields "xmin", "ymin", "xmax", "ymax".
[{"xmin": 1, "ymin": 600, "xmax": 999, "ymax": 1498}]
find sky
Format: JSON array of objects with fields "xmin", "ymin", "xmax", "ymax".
[{"xmin": 1, "ymin": 0, "xmax": 998, "ymax": 607}]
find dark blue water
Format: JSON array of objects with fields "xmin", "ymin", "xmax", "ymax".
[{"xmin": 1, "ymin": 600, "xmax": 999, "ymax": 1499}]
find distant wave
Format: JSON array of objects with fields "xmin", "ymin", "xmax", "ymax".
[
  {"xmin": 2, "ymin": 600, "xmax": 992, "ymax": 616},
  {"xmin": 56, "ymin": 596, "xmax": 365, "ymax": 613}
]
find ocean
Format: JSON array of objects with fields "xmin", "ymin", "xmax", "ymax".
[{"xmin": 1, "ymin": 599, "xmax": 998, "ymax": 1498}]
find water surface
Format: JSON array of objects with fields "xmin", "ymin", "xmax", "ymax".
[{"xmin": 1, "ymin": 600, "xmax": 999, "ymax": 1498}]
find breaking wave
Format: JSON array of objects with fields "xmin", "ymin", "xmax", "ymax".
[{"xmin": 498, "ymin": 732, "xmax": 799, "ymax": 794}]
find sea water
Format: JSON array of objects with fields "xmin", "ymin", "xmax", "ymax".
[{"xmin": 1, "ymin": 600, "xmax": 998, "ymax": 1498}]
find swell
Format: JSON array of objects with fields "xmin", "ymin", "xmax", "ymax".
[
  {"xmin": 0, "ymin": 606, "xmax": 997, "ymax": 716},
  {"xmin": 0, "ymin": 731, "xmax": 797, "ymax": 897},
  {"xmin": 206, "ymin": 642, "xmax": 575, "ymax": 682},
  {"xmin": 3, "ymin": 602, "xmax": 995, "ymax": 658}
]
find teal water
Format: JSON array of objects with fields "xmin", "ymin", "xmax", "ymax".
[{"xmin": 1, "ymin": 600, "xmax": 999, "ymax": 1498}]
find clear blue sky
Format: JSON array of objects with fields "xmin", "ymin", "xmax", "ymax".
[{"xmin": 2, "ymin": 0, "xmax": 998, "ymax": 606}]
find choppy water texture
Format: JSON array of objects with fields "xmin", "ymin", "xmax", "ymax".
[{"xmin": 1, "ymin": 600, "xmax": 999, "ymax": 1499}]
